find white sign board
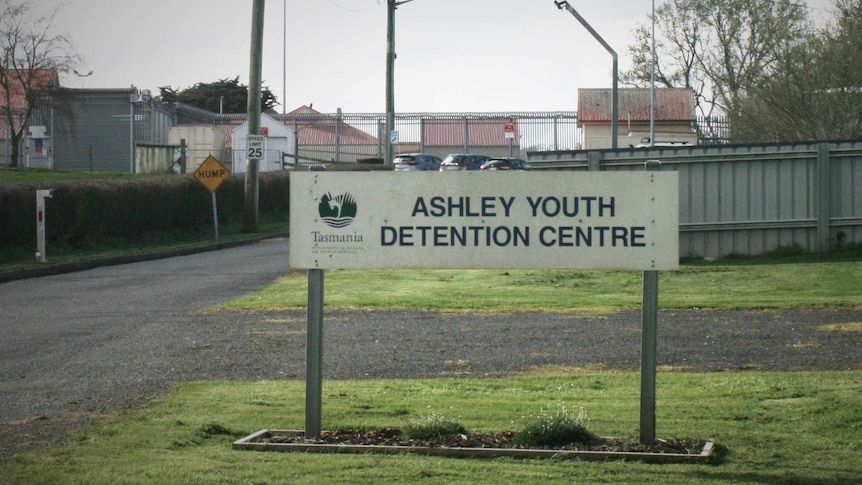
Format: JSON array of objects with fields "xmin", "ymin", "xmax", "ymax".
[
  {"xmin": 247, "ymin": 134, "xmax": 265, "ymax": 160},
  {"xmin": 289, "ymin": 172, "xmax": 679, "ymax": 270}
]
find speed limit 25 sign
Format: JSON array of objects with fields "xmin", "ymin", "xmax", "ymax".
[{"xmin": 247, "ymin": 134, "xmax": 265, "ymax": 160}]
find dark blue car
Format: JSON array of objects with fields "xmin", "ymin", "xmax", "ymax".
[{"xmin": 480, "ymin": 158, "xmax": 529, "ymax": 171}]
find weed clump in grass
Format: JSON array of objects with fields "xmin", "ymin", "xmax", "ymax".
[
  {"xmin": 404, "ymin": 412, "xmax": 466, "ymax": 440},
  {"xmin": 515, "ymin": 405, "xmax": 595, "ymax": 448}
]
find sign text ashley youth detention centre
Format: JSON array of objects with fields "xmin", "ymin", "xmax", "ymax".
[{"xmin": 289, "ymin": 171, "xmax": 679, "ymax": 271}]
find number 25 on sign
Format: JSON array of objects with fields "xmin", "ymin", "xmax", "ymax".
[{"xmin": 247, "ymin": 134, "xmax": 265, "ymax": 160}]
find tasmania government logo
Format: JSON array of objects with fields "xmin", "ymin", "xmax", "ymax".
[{"xmin": 318, "ymin": 192, "xmax": 357, "ymax": 228}]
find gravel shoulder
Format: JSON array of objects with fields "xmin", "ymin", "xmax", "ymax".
[{"xmin": 2, "ymin": 306, "xmax": 860, "ymax": 465}]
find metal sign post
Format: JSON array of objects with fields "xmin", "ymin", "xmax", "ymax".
[
  {"xmin": 505, "ymin": 122, "xmax": 515, "ymax": 157},
  {"xmin": 211, "ymin": 193, "xmax": 220, "ymax": 240},
  {"xmin": 640, "ymin": 159, "xmax": 663, "ymax": 445},
  {"xmin": 640, "ymin": 269, "xmax": 659, "ymax": 444},
  {"xmin": 306, "ymin": 269, "xmax": 324, "ymax": 438}
]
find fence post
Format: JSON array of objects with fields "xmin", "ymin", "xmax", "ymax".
[
  {"xmin": 377, "ymin": 119, "xmax": 384, "ymax": 158},
  {"xmin": 463, "ymin": 116, "xmax": 469, "ymax": 153},
  {"xmin": 587, "ymin": 151, "xmax": 602, "ymax": 171},
  {"xmin": 335, "ymin": 108, "xmax": 342, "ymax": 162},
  {"xmin": 179, "ymin": 138, "xmax": 187, "ymax": 173},
  {"xmin": 419, "ymin": 117, "xmax": 425, "ymax": 153},
  {"xmin": 553, "ymin": 116, "xmax": 559, "ymax": 151},
  {"xmin": 816, "ymin": 142, "xmax": 831, "ymax": 255}
]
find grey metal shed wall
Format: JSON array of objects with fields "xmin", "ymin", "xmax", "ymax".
[
  {"xmin": 53, "ymin": 92, "xmax": 134, "ymax": 172},
  {"xmin": 527, "ymin": 141, "xmax": 862, "ymax": 258},
  {"xmin": 829, "ymin": 143, "xmax": 862, "ymax": 244}
]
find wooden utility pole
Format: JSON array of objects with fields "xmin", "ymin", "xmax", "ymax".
[{"xmin": 244, "ymin": 0, "xmax": 265, "ymax": 232}]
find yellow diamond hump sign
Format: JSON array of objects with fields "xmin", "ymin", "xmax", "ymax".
[{"xmin": 193, "ymin": 156, "xmax": 231, "ymax": 192}]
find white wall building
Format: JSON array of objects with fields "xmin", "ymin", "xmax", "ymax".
[{"xmin": 231, "ymin": 113, "xmax": 296, "ymax": 173}]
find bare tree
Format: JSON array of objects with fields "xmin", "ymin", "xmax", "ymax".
[
  {"xmin": 623, "ymin": 0, "xmax": 810, "ymax": 122},
  {"xmin": 735, "ymin": 0, "xmax": 862, "ymax": 141},
  {"xmin": 623, "ymin": 2, "xmax": 717, "ymax": 117},
  {"xmin": 0, "ymin": 0, "xmax": 78, "ymax": 167}
]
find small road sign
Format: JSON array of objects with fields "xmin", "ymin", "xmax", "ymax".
[
  {"xmin": 247, "ymin": 134, "xmax": 265, "ymax": 161},
  {"xmin": 193, "ymin": 155, "xmax": 231, "ymax": 193}
]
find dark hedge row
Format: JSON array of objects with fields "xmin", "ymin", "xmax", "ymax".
[{"xmin": 0, "ymin": 171, "xmax": 290, "ymax": 248}]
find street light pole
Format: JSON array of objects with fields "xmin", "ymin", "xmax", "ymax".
[
  {"xmin": 650, "ymin": 0, "xmax": 656, "ymax": 146},
  {"xmin": 283, "ymin": 0, "xmax": 287, "ymax": 114},
  {"xmin": 73, "ymin": 69, "xmax": 93, "ymax": 88},
  {"xmin": 554, "ymin": 1, "xmax": 618, "ymax": 149},
  {"xmin": 385, "ymin": 0, "xmax": 415, "ymax": 168}
]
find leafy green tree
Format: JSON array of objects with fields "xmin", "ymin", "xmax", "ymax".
[
  {"xmin": 158, "ymin": 76, "xmax": 279, "ymax": 113},
  {"xmin": 0, "ymin": 0, "xmax": 78, "ymax": 167}
]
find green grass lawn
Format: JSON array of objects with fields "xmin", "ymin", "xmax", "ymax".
[
  {"xmin": 220, "ymin": 261, "xmax": 862, "ymax": 312},
  {"xmin": 2, "ymin": 371, "xmax": 860, "ymax": 484}
]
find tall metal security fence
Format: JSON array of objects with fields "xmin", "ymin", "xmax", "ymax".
[
  {"xmin": 172, "ymin": 104, "xmax": 581, "ymax": 164},
  {"xmin": 527, "ymin": 141, "xmax": 862, "ymax": 259},
  {"xmin": 168, "ymin": 104, "xmax": 738, "ymax": 169},
  {"xmin": 696, "ymin": 115, "xmax": 730, "ymax": 145},
  {"xmin": 6, "ymin": 99, "xmax": 732, "ymax": 170}
]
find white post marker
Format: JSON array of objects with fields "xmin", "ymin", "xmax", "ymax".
[{"xmin": 35, "ymin": 189, "xmax": 53, "ymax": 262}]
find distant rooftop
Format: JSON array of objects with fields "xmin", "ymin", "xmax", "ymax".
[{"xmin": 578, "ymin": 87, "xmax": 695, "ymax": 123}]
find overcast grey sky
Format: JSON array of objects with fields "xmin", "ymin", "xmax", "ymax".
[{"xmin": 41, "ymin": 0, "xmax": 836, "ymax": 114}]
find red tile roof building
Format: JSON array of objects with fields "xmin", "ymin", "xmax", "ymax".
[
  {"xmin": 0, "ymin": 69, "xmax": 59, "ymax": 137},
  {"xmin": 578, "ymin": 87, "xmax": 697, "ymax": 149}
]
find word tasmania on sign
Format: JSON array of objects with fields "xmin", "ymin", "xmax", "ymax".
[{"xmin": 289, "ymin": 171, "xmax": 679, "ymax": 270}]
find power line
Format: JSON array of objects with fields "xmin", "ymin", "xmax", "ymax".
[{"xmin": 328, "ymin": 0, "xmax": 379, "ymax": 12}]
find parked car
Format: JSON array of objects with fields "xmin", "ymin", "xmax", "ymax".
[
  {"xmin": 439, "ymin": 153, "xmax": 492, "ymax": 171},
  {"xmin": 393, "ymin": 153, "xmax": 442, "ymax": 171},
  {"xmin": 480, "ymin": 158, "xmax": 529, "ymax": 171}
]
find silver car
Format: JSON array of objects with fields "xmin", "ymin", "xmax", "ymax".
[
  {"xmin": 438, "ymin": 153, "xmax": 491, "ymax": 171},
  {"xmin": 393, "ymin": 153, "xmax": 442, "ymax": 171}
]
